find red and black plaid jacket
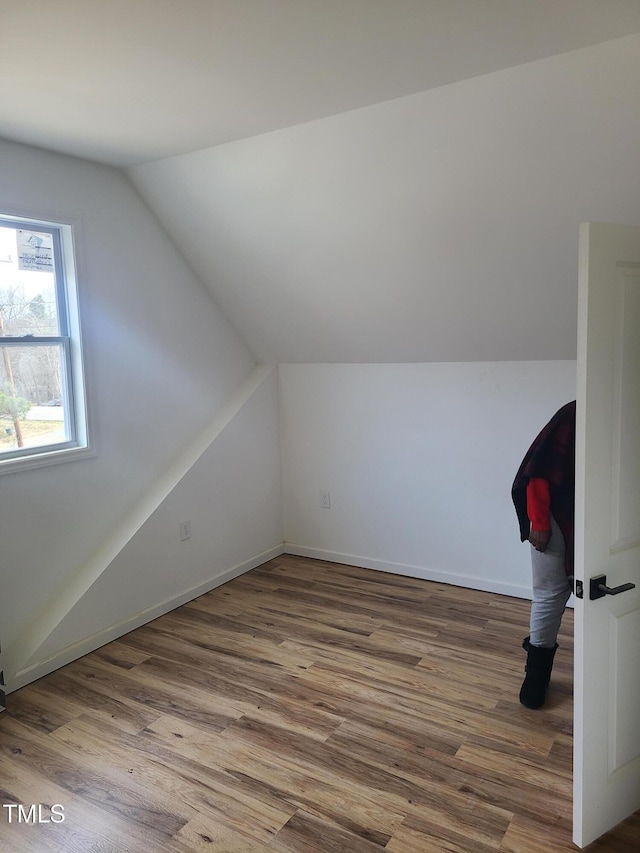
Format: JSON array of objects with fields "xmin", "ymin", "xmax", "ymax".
[{"xmin": 512, "ymin": 401, "xmax": 576, "ymax": 576}]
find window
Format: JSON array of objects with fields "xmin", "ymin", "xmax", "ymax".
[{"xmin": 0, "ymin": 214, "xmax": 89, "ymax": 471}]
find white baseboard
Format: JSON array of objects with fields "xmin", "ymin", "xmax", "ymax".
[
  {"xmin": 284, "ymin": 542, "xmax": 534, "ymax": 601},
  {"xmin": 10, "ymin": 542, "xmax": 571, "ymax": 694},
  {"xmin": 8, "ymin": 542, "xmax": 285, "ymax": 693}
]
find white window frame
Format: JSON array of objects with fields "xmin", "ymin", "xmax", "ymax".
[{"xmin": 0, "ymin": 213, "xmax": 91, "ymax": 473}]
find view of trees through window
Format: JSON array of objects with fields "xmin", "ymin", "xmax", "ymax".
[{"xmin": 0, "ymin": 224, "xmax": 68, "ymax": 454}]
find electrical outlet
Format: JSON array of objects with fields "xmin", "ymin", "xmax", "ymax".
[
  {"xmin": 320, "ymin": 490, "xmax": 331, "ymax": 509},
  {"xmin": 179, "ymin": 520, "xmax": 191, "ymax": 541}
]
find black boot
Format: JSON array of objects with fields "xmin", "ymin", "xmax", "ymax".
[{"xmin": 519, "ymin": 636, "xmax": 558, "ymax": 709}]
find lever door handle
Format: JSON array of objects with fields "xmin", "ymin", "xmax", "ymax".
[{"xmin": 590, "ymin": 574, "xmax": 637, "ymax": 600}]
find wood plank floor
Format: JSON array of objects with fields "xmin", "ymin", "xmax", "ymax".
[{"xmin": 1, "ymin": 554, "xmax": 638, "ymax": 852}]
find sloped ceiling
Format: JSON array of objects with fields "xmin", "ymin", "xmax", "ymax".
[
  {"xmin": 2, "ymin": 3, "xmax": 640, "ymax": 363},
  {"xmin": 129, "ymin": 33, "xmax": 640, "ymax": 363},
  {"xmin": 2, "ymin": 1, "xmax": 640, "ymax": 166}
]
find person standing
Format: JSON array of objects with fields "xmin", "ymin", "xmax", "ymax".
[{"xmin": 512, "ymin": 401, "xmax": 576, "ymax": 709}]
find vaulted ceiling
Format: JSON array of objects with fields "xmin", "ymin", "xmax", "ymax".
[
  {"xmin": 2, "ymin": 0, "xmax": 640, "ymax": 166},
  {"xmin": 2, "ymin": 2, "xmax": 640, "ymax": 363}
]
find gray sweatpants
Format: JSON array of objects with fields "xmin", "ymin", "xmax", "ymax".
[{"xmin": 529, "ymin": 515, "xmax": 572, "ymax": 648}]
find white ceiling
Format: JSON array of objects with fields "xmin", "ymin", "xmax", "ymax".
[
  {"xmin": 129, "ymin": 31, "xmax": 640, "ymax": 363},
  {"xmin": 2, "ymin": 0, "xmax": 640, "ymax": 166},
  {"xmin": 4, "ymin": 2, "xmax": 640, "ymax": 365}
]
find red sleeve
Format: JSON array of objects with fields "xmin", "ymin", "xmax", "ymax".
[{"xmin": 526, "ymin": 478, "xmax": 551, "ymax": 531}]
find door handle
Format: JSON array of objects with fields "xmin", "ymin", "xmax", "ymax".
[{"xmin": 589, "ymin": 574, "xmax": 637, "ymax": 600}]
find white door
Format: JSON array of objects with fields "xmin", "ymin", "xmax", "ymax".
[{"xmin": 573, "ymin": 222, "xmax": 640, "ymax": 847}]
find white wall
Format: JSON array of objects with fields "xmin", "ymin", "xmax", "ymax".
[
  {"xmin": 14, "ymin": 365, "xmax": 283, "ymax": 688},
  {"xmin": 0, "ymin": 140, "xmax": 277, "ymax": 689},
  {"xmin": 7, "ymin": 25, "xmax": 618, "ymax": 687},
  {"xmin": 280, "ymin": 361, "xmax": 577, "ymax": 599}
]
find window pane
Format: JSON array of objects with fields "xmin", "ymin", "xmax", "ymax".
[
  {"xmin": 0, "ymin": 225, "xmax": 60, "ymax": 336},
  {"xmin": 0, "ymin": 344, "xmax": 69, "ymax": 454}
]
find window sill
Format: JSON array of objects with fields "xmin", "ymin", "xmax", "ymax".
[{"xmin": 0, "ymin": 443, "xmax": 95, "ymax": 475}]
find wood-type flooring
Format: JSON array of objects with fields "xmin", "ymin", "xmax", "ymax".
[{"xmin": 1, "ymin": 555, "xmax": 638, "ymax": 852}]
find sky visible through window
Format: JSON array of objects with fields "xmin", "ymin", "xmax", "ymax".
[
  {"xmin": 0, "ymin": 225, "xmax": 66, "ymax": 453},
  {"xmin": 0, "ymin": 226, "xmax": 58, "ymax": 333}
]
